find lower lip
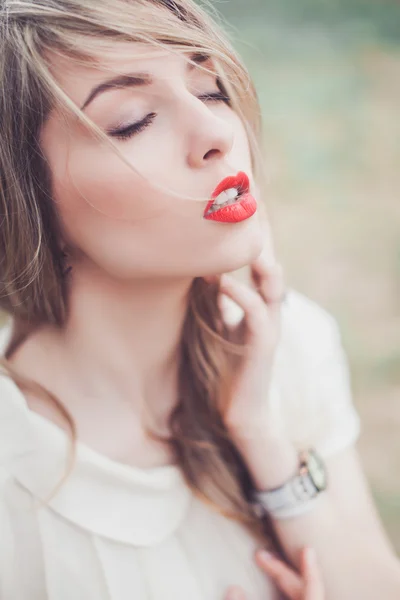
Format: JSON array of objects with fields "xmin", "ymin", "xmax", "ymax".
[{"xmin": 203, "ymin": 193, "xmax": 257, "ymax": 223}]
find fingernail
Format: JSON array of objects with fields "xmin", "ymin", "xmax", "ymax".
[
  {"xmin": 257, "ymin": 549, "xmax": 274, "ymax": 562},
  {"xmin": 203, "ymin": 275, "xmax": 218, "ymax": 284},
  {"xmin": 227, "ymin": 587, "xmax": 245, "ymax": 600}
]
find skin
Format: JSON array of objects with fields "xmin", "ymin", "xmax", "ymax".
[
  {"xmin": 9, "ymin": 42, "xmax": 400, "ymax": 599},
  {"xmin": 226, "ymin": 547, "xmax": 325, "ymax": 600},
  {"xmin": 13, "ymin": 44, "xmax": 264, "ymax": 463},
  {"xmin": 42, "ymin": 43, "xmax": 261, "ymax": 279}
]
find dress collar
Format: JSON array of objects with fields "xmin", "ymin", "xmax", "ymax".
[{"xmin": 0, "ymin": 326, "xmax": 192, "ymax": 546}]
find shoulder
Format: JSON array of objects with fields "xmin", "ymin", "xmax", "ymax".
[
  {"xmin": 0, "ymin": 327, "xmax": 36, "ymax": 470},
  {"xmin": 272, "ymin": 288, "xmax": 347, "ymax": 394},
  {"xmin": 222, "ymin": 286, "xmax": 341, "ymax": 362},
  {"xmin": 278, "ymin": 289, "xmax": 341, "ymax": 364},
  {"xmin": 0, "ymin": 320, "xmax": 12, "ymax": 355},
  {"xmin": 0, "ymin": 466, "xmax": 16, "ymax": 591},
  {"xmin": 273, "ymin": 290, "xmax": 361, "ymax": 456},
  {"xmin": 283, "ymin": 288, "xmax": 337, "ymax": 333},
  {"xmin": 282, "ymin": 290, "xmax": 339, "ymax": 346}
]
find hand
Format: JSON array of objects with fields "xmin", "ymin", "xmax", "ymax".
[
  {"xmin": 218, "ymin": 252, "xmax": 285, "ymax": 436},
  {"xmin": 224, "ymin": 547, "xmax": 325, "ymax": 600},
  {"xmin": 204, "ymin": 213, "xmax": 283, "ymax": 436},
  {"xmin": 211, "ymin": 236, "xmax": 298, "ymax": 489}
]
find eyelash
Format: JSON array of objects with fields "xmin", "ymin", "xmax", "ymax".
[
  {"xmin": 108, "ymin": 91, "xmax": 230, "ymax": 141},
  {"xmin": 108, "ymin": 112, "xmax": 157, "ymax": 141}
]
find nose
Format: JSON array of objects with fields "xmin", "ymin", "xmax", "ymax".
[{"xmin": 184, "ymin": 97, "xmax": 235, "ymax": 169}]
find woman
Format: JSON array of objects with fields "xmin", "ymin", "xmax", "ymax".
[{"xmin": 0, "ymin": 1, "xmax": 399, "ymax": 599}]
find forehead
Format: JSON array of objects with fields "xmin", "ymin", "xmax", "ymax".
[{"xmin": 46, "ymin": 42, "xmax": 201, "ymax": 101}]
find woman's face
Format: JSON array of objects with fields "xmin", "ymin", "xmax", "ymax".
[{"xmin": 41, "ymin": 42, "xmax": 265, "ymax": 279}]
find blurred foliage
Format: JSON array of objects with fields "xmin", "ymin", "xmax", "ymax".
[
  {"xmin": 213, "ymin": 0, "xmax": 400, "ymax": 551},
  {"xmin": 217, "ymin": 0, "xmax": 399, "ymax": 41}
]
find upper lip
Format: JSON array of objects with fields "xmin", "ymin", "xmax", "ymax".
[{"xmin": 211, "ymin": 172, "xmax": 250, "ymax": 200}]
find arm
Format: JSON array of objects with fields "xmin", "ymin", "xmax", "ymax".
[
  {"xmin": 217, "ymin": 257, "xmax": 400, "ymax": 600},
  {"xmin": 236, "ymin": 432, "xmax": 400, "ymax": 600}
]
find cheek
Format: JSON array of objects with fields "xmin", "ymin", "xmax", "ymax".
[
  {"xmin": 44, "ymin": 110, "xmax": 262, "ymax": 277},
  {"xmin": 226, "ymin": 113, "xmax": 253, "ymax": 173},
  {"xmin": 53, "ymin": 144, "xmax": 173, "ymax": 222},
  {"xmin": 48, "ymin": 141, "xmax": 205, "ymax": 273}
]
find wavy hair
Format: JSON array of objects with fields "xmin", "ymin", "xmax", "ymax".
[{"xmin": 0, "ymin": 0, "xmax": 282, "ymax": 554}]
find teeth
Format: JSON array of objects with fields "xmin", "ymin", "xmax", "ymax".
[
  {"xmin": 226, "ymin": 187, "xmax": 239, "ymax": 200},
  {"xmin": 214, "ymin": 187, "xmax": 238, "ymax": 205},
  {"xmin": 214, "ymin": 190, "xmax": 230, "ymax": 205}
]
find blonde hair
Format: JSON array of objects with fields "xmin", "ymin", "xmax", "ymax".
[{"xmin": 0, "ymin": 0, "xmax": 282, "ymax": 554}]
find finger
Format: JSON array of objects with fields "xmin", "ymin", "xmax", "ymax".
[
  {"xmin": 250, "ymin": 259, "xmax": 286, "ymax": 308},
  {"xmin": 256, "ymin": 204, "xmax": 277, "ymax": 265},
  {"xmin": 218, "ymin": 274, "xmax": 273, "ymax": 346},
  {"xmin": 247, "ymin": 210, "xmax": 286, "ymax": 311},
  {"xmin": 224, "ymin": 585, "xmax": 247, "ymax": 600},
  {"xmin": 203, "ymin": 274, "xmax": 220, "ymax": 285},
  {"xmin": 256, "ymin": 550, "xmax": 302, "ymax": 600},
  {"xmin": 301, "ymin": 548, "xmax": 325, "ymax": 600}
]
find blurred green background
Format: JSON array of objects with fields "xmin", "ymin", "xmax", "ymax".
[{"xmin": 214, "ymin": 0, "xmax": 400, "ymax": 551}]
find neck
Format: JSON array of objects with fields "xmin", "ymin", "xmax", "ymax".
[{"xmin": 59, "ymin": 261, "xmax": 193, "ymax": 399}]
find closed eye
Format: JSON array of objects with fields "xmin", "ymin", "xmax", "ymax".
[
  {"xmin": 107, "ymin": 112, "xmax": 157, "ymax": 141},
  {"xmin": 107, "ymin": 89, "xmax": 230, "ymax": 142},
  {"xmin": 197, "ymin": 91, "xmax": 230, "ymax": 105}
]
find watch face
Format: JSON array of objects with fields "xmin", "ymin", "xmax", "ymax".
[{"xmin": 308, "ymin": 450, "xmax": 327, "ymax": 491}]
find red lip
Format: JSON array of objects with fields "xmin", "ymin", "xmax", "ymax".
[
  {"xmin": 211, "ymin": 172, "xmax": 250, "ymax": 200},
  {"xmin": 203, "ymin": 171, "xmax": 257, "ymax": 223}
]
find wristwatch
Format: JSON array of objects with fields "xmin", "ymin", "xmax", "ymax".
[{"xmin": 253, "ymin": 448, "xmax": 327, "ymax": 519}]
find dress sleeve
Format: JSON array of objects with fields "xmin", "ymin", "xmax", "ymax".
[{"xmin": 272, "ymin": 291, "xmax": 361, "ymax": 458}]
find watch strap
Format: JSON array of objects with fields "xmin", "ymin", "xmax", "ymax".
[
  {"xmin": 253, "ymin": 449, "xmax": 326, "ymax": 519},
  {"xmin": 256, "ymin": 472, "xmax": 318, "ymax": 512}
]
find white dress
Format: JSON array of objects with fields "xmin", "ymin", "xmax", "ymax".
[{"xmin": 0, "ymin": 291, "xmax": 361, "ymax": 600}]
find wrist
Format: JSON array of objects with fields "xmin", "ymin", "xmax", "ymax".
[
  {"xmin": 253, "ymin": 448, "xmax": 328, "ymax": 520},
  {"xmin": 230, "ymin": 429, "xmax": 298, "ymax": 491}
]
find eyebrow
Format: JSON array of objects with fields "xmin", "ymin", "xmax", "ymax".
[
  {"xmin": 80, "ymin": 73, "xmax": 153, "ymax": 111},
  {"xmin": 80, "ymin": 53, "xmax": 210, "ymax": 111}
]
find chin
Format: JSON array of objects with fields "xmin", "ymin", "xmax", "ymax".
[{"xmin": 205, "ymin": 218, "xmax": 265, "ymax": 275}]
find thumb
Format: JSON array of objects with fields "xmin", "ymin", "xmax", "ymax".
[
  {"xmin": 224, "ymin": 586, "xmax": 247, "ymax": 600},
  {"xmin": 301, "ymin": 548, "xmax": 325, "ymax": 600},
  {"xmin": 255, "ymin": 550, "xmax": 302, "ymax": 599}
]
